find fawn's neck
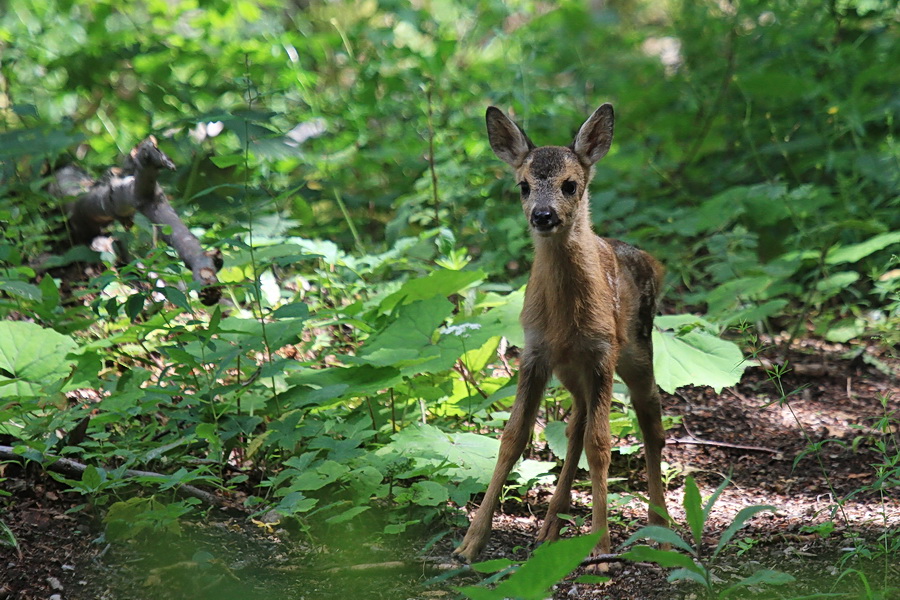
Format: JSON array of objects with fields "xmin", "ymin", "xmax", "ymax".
[{"xmin": 531, "ymin": 208, "xmax": 601, "ymax": 286}]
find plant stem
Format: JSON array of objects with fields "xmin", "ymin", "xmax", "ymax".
[
  {"xmin": 242, "ymin": 54, "xmax": 280, "ymax": 417},
  {"xmin": 425, "ymin": 82, "xmax": 441, "ymax": 229},
  {"xmin": 333, "ymin": 188, "xmax": 364, "ymax": 253}
]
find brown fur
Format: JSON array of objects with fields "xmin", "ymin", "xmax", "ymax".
[{"xmin": 454, "ymin": 105, "xmax": 670, "ymax": 563}]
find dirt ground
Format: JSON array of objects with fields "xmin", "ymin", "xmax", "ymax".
[{"xmin": 1, "ymin": 341, "xmax": 898, "ymax": 600}]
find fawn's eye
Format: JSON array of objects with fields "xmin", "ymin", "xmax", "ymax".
[
  {"xmin": 518, "ymin": 181, "xmax": 531, "ymax": 197},
  {"xmin": 561, "ymin": 180, "xmax": 577, "ymax": 195}
]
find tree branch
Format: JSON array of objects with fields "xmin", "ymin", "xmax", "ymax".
[
  {"xmin": 58, "ymin": 137, "xmax": 222, "ymax": 305},
  {"xmin": 0, "ymin": 445, "xmax": 225, "ymax": 507}
]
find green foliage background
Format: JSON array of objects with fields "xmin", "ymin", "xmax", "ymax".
[{"xmin": 0, "ymin": 0, "xmax": 898, "ymax": 592}]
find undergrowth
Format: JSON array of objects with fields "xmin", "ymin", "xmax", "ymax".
[{"xmin": 0, "ymin": 0, "xmax": 898, "ymax": 598}]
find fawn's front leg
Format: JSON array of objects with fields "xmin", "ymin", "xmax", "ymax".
[{"xmin": 454, "ymin": 354, "xmax": 550, "ymax": 562}]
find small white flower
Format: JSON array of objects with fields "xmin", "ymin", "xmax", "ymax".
[{"xmin": 206, "ymin": 121, "xmax": 225, "ymax": 137}]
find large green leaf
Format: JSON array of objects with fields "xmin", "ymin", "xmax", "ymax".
[
  {"xmin": 652, "ymin": 316, "xmax": 747, "ymax": 393},
  {"xmin": 357, "ymin": 295, "xmax": 455, "ymax": 367},
  {"xmin": 713, "ymin": 504, "xmax": 775, "ymax": 558},
  {"xmin": 385, "ymin": 424, "xmax": 551, "ymax": 486},
  {"xmin": 722, "ymin": 569, "xmax": 795, "ymax": 596},
  {"xmin": 458, "ymin": 533, "xmax": 602, "ymax": 600},
  {"xmin": 620, "ymin": 525, "xmax": 694, "ymax": 554},
  {"xmin": 471, "ymin": 288, "xmax": 526, "ymax": 348},
  {"xmin": 0, "ymin": 321, "xmax": 78, "ymax": 398},
  {"xmin": 0, "ymin": 280, "xmax": 42, "ymax": 302},
  {"xmin": 683, "ymin": 476, "xmax": 704, "ymax": 548},
  {"xmin": 357, "ymin": 295, "xmax": 507, "ymax": 376},
  {"xmin": 286, "ymin": 365, "xmax": 403, "ymax": 406},
  {"xmin": 622, "ymin": 545, "xmax": 703, "ymax": 573},
  {"xmin": 378, "ymin": 268, "xmax": 484, "ymax": 313},
  {"xmin": 825, "ymin": 231, "xmax": 900, "ymax": 265}
]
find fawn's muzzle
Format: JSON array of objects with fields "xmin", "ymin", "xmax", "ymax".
[{"xmin": 531, "ymin": 208, "xmax": 561, "ymax": 232}]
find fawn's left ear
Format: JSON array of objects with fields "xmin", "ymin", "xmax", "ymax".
[{"xmin": 572, "ymin": 103, "xmax": 614, "ymax": 166}]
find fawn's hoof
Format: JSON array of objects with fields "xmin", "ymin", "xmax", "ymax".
[{"xmin": 453, "ymin": 536, "xmax": 485, "ymax": 563}]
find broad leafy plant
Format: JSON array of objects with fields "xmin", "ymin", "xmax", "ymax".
[{"xmin": 623, "ymin": 476, "xmax": 792, "ymax": 598}]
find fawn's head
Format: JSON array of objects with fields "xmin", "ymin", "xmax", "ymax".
[{"xmin": 485, "ymin": 104, "xmax": 614, "ymax": 237}]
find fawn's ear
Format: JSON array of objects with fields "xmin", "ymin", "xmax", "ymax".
[
  {"xmin": 486, "ymin": 107, "xmax": 534, "ymax": 168},
  {"xmin": 572, "ymin": 103, "xmax": 614, "ymax": 166}
]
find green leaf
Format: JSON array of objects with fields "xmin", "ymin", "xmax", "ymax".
[
  {"xmin": 621, "ymin": 525, "xmax": 694, "ymax": 554},
  {"xmin": 285, "ymin": 460, "xmax": 349, "ymax": 492},
  {"xmin": 408, "ymin": 480, "xmax": 449, "ymax": 506},
  {"xmin": 455, "ymin": 586, "xmax": 500, "ymax": 600},
  {"xmin": 459, "ymin": 335, "xmax": 501, "ymax": 372},
  {"xmin": 379, "ymin": 268, "xmax": 484, "ymax": 313},
  {"xmin": 825, "ymin": 231, "xmax": 900, "ymax": 265},
  {"xmin": 105, "ymin": 497, "xmax": 155, "ymax": 541},
  {"xmin": 125, "ymin": 293, "xmax": 145, "ymax": 321},
  {"xmin": 384, "ymin": 424, "xmax": 498, "ymax": 485},
  {"xmin": 713, "ymin": 505, "xmax": 774, "ymax": 558},
  {"xmin": 41, "ymin": 246, "xmax": 101, "ymax": 269},
  {"xmin": 357, "ymin": 295, "xmax": 454, "ymax": 366},
  {"xmin": 653, "ymin": 317, "xmax": 746, "ymax": 393},
  {"xmin": 287, "ymin": 365, "xmax": 402, "ymax": 404},
  {"xmin": 470, "ymin": 287, "xmax": 526, "ymax": 348},
  {"xmin": 702, "ymin": 477, "xmax": 731, "ymax": 525},
  {"xmin": 160, "ymin": 286, "xmax": 191, "ymax": 310},
  {"xmin": 209, "ymin": 154, "xmax": 244, "ymax": 168},
  {"xmin": 0, "ymin": 280, "xmax": 42, "ymax": 301},
  {"xmin": 706, "ymin": 276, "xmax": 773, "ymax": 317},
  {"xmin": 38, "ymin": 275, "xmax": 60, "ymax": 312},
  {"xmin": 272, "ymin": 302, "xmax": 309, "ymax": 319},
  {"xmin": 273, "ymin": 491, "xmax": 318, "ymax": 515},
  {"xmin": 622, "ymin": 545, "xmax": 703, "ymax": 572},
  {"xmin": 719, "ymin": 299, "xmax": 788, "ymax": 327},
  {"xmin": 683, "ymin": 476, "xmax": 704, "ymax": 547},
  {"xmin": 81, "ymin": 464, "xmax": 104, "ymax": 492},
  {"xmin": 470, "ymin": 533, "xmax": 601, "ymax": 600},
  {"xmin": 815, "ymin": 271, "xmax": 860, "ymax": 297},
  {"xmin": 218, "ymin": 315, "xmax": 306, "ymax": 352},
  {"xmin": 0, "ymin": 321, "xmax": 78, "ymax": 398},
  {"xmin": 512, "ymin": 457, "xmax": 554, "ymax": 486},
  {"xmin": 544, "ymin": 420, "xmax": 587, "ymax": 470},
  {"xmin": 824, "ymin": 318, "xmax": 866, "ymax": 343},
  {"xmin": 722, "ymin": 569, "xmax": 795, "ymax": 597},
  {"xmin": 324, "ymin": 506, "xmax": 370, "ymax": 525},
  {"xmin": 470, "ymin": 558, "xmax": 516, "ymax": 574},
  {"xmin": 0, "ymin": 126, "xmax": 84, "ymax": 159}
]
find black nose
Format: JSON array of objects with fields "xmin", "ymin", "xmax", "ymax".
[{"xmin": 531, "ymin": 208, "xmax": 560, "ymax": 231}]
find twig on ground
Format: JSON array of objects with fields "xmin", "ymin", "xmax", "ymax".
[
  {"xmin": 579, "ymin": 553, "xmax": 632, "ymax": 567},
  {"xmin": 668, "ymin": 436, "xmax": 780, "ymax": 454},
  {"xmin": 674, "ymin": 418, "xmax": 781, "ymax": 454}
]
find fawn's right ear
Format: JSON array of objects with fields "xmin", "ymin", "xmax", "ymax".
[{"xmin": 486, "ymin": 107, "xmax": 534, "ymax": 168}]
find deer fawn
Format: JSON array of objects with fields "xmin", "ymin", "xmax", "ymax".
[{"xmin": 454, "ymin": 104, "xmax": 670, "ymax": 563}]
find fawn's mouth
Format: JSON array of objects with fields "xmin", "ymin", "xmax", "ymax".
[{"xmin": 531, "ymin": 221, "xmax": 562, "ymax": 236}]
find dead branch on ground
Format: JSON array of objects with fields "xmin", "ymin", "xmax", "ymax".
[{"xmin": 0, "ymin": 445, "xmax": 225, "ymax": 507}]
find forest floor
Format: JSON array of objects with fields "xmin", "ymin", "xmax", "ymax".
[{"xmin": 1, "ymin": 340, "xmax": 898, "ymax": 600}]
